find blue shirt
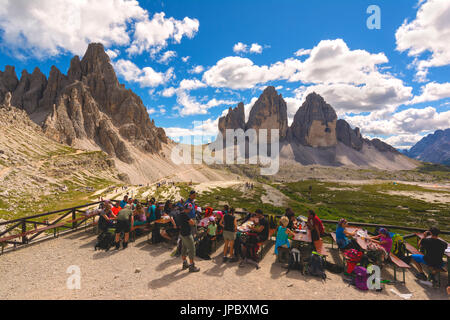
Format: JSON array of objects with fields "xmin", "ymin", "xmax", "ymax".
[
  {"xmin": 185, "ymin": 198, "xmax": 196, "ymax": 219},
  {"xmin": 147, "ymin": 205, "xmax": 156, "ymax": 221},
  {"xmin": 119, "ymin": 200, "xmax": 127, "ymax": 208},
  {"xmin": 336, "ymin": 225, "xmax": 350, "ymax": 248}
]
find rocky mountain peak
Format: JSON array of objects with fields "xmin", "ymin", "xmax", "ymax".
[
  {"xmin": 218, "ymin": 102, "xmax": 246, "ymax": 136},
  {"xmin": 245, "ymin": 86, "xmax": 288, "ymax": 139},
  {"xmin": 290, "ymin": 92, "xmax": 338, "ymax": 147}
]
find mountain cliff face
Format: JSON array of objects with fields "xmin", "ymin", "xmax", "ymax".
[
  {"xmin": 0, "ymin": 43, "xmax": 167, "ymax": 164},
  {"xmin": 218, "ymin": 102, "xmax": 246, "ymax": 136},
  {"xmin": 404, "ymin": 129, "xmax": 450, "ymax": 165},
  {"xmin": 245, "ymin": 86, "xmax": 288, "ymax": 139},
  {"xmin": 289, "ymin": 92, "xmax": 337, "ymax": 147}
]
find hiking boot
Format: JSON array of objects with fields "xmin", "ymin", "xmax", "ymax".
[
  {"xmin": 122, "ymin": 242, "xmax": 128, "ymax": 249},
  {"xmin": 228, "ymin": 257, "xmax": 239, "ymax": 263},
  {"xmin": 415, "ymin": 272, "xmax": 427, "ymax": 281},
  {"xmin": 114, "ymin": 242, "xmax": 120, "ymax": 250},
  {"xmin": 189, "ymin": 264, "xmax": 200, "ymax": 273},
  {"xmin": 223, "ymin": 256, "xmax": 228, "ymax": 263},
  {"xmin": 182, "ymin": 261, "xmax": 189, "ymax": 270}
]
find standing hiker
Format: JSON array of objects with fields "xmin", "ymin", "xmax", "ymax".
[
  {"xmin": 179, "ymin": 203, "xmax": 200, "ymax": 272},
  {"xmin": 114, "ymin": 204, "xmax": 133, "ymax": 249}
]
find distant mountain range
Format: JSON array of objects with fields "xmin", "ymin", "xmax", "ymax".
[
  {"xmin": 401, "ymin": 129, "xmax": 450, "ymax": 165},
  {"xmin": 218, "ymin": 87, "xmax": 418, "ymax": 170}
]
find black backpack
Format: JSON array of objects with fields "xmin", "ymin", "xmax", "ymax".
[
  {"xmin": 307, "ymin": 253, "xmax": 327, "ymax": 280},
  {"xmin": 95, "ymin": 231, "xmax": 115, "ymax": 251},
  {"xmin": 151, "ymin": 225, "xmax": 162, "ymax": 244},
  {"xmin": 196, "ymin": 236, "xmax": 211, "ymax": 260},
  {"xmin": 324, "ymin": 260, "xmax": 344, "ymax": 274},
  {"xmin": 287, "ymin": 248, "xmax": 303, "ymax": 273}
]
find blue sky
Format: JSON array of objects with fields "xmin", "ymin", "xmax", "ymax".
[{"xmin": 0, "ymin": 0, "xmax": 449, "ymax": 149}]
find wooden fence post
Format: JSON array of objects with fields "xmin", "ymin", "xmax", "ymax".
[
  {"xmin": 72, "ymin": 209, "xmax": 76, "ymax": 230},
  {"xmin": 21, "ymin": 220, "xmax": 26, "ymax": 244}
]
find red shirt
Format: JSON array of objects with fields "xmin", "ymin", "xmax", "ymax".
[
  {"xmin": 111, "ymin": 206, "xmax": 121, "ymax": 216},
  {"xmin": 308, "ymin": 215, "xmax": 324, "ymax": 235}
]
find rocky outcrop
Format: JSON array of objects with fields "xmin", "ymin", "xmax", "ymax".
[
  {"xmin": 290, "ymin": 92, "xmax": 337, "ymax": 147},
  {"xmin": 2, "ymin": 43, "xmax": 167, "ymax": 163},
  {"xmin": 0, "ymin": 66, "xmax": 18, "ymax": 103},
  {"xmin": 246, "ymin": 86, "xmax": 288, "ymax": 139},
  {"xmin": 336, "ymin": 119, "xmax": 363, "ymax": 151},
  {"xmin": 218, "ymin": 102, "xmax": 246, "ymax": 136},
  {"xmin": 11, "ymin": 68, "xmax": 47, "ymax": 114}
]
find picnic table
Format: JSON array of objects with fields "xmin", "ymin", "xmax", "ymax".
[{"xmin": 290, "ymin": 228, "xmax": 329, "ymax": 256}]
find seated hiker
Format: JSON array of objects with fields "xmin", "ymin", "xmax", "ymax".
[
  {"xmin": 133, "ymin": 203, "xmax": 147, "ymax": 226},
  {"xmin": 411, "ymin": 227, "xmax": 447, "ymax": 282},
  {"xmin": 220, "ymin": 208, "xmax": 238, "ymax": 262},
  {"xmin": 284, "ymin": 208, "xmax": 297, "ymax": 230},
  {"xmin": 114, "ymin": 204, "xmax": 133, "ymax": 249},
  {"xmin": 176, "ymin": 198, "xmax": 184, "ymax": 208},
  {"xmin": 164, "ymin": 200, "xmax": 172, "ymax": 215},
  {"xmin": 249, "ymin": 209, "xmax": 269, "ymax": 243},
  {"xmin": 336, "ymin": 218, "xmax": 359, "ymax": 250},
  {"xmin": 275, "ymin": 216, "xmax": 295, "ymax": 255},
  {"xmin": 119, "ymin": 195, "xmax": 128, "ymax": 209},
  {"xmin": 307, "ymin": 210, "xmax": 325, "ymax": 251},
  {"xmin": 179, "ymin": 203, "xmax": 200, "ymax": 272},
  {"xmin": 160, "ymin": 203, "xmax": 178, "ymax": 241},
  {"xmin": 97, "ymin": 201, "xmax": 116, "ymax": 233},
  {"xmin": 368, "ymin": 227, "xmax": 392, "ymax": 262},
  {"xmin": 132, "ymin": 199, "xmax": 139, "ymax": 210},
  {"xmin": 147, "ymin": 198, "xmax": 157, "ymax": 222}
]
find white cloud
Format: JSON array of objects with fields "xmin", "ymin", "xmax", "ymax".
[
  {"xmin": 203, "ymin": 56, "xmax": 301, "ymax": 89},
  {"xmin": 181, "ymin": 56, "xmax": 190, "ymax": 62},
  {"xmin": 158, "ymin": 50, "xmax": 177, "ymax": 64},
  {"xmin": 233, "ymin": 42, "xmax": 264, "ymax": 54},
  {"xmin": 409, "ymin": 82, "xmax": 450, "ymax": 104},
  {"xmin": 127, "ymin": 12, "xmax": 199, "ymax": 56},
  {"xmin": 0, "ymin": 0, "xmax": 147, "ymax": 57},
  {"xmin": 0, "ymin": 1, "xmax": 199, "ymax": 59},
  {"xmin": 114, "ymin": 59, "xmax": 174, "ymax": 88},
  {"xmin": 106, "ymin": 49, "xmax": 119, "ymax": 60},
  {"xmin": 345, "ymin": 106, "xmax": 450, "ymax": 137},
  {"xmin": 294, "ymin": 48, "xmax": 311, "ymax": 57},
  {"xmin": 395, "ymin": 0, "xmax": 450, "ymax": 82},
  {"xmin": 249, "ymin": 43, "xmax": 263, "ymax": 54},
  {"xmin": 189, "ymin": 65, "xmax": 205, "ymax": 74},
  {"xmin": 233, "ymin": 42, "xmax": 248, "ymax": 54},
  {"xmin": 383, "ymin": 133, "xmax": 425, "ymax": 149}
]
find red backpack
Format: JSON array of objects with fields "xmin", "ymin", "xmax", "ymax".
[{"xmin": 344, "ymin": 249, "xmax": 363, "ymax": 274}]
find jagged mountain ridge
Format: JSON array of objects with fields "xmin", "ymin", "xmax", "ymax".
[
  {"xmin": 0, "ymin": 43, "xmax": 167, "ymax": 164},
  {"xmin": 217, "ymin": 87, "xmax": 417, "ymax": 170},
  {"xmin": 403, "ymin": 129, "xmax": 450, "ymax": 165}
]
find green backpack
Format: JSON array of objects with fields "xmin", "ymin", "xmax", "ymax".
[{"xmin": 391, "ymin": 233, "xmax": 406, "ymax": 257}]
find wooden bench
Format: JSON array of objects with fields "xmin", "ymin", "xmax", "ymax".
[
  {"xmin": 389, "ymin": 253, "xmax": 411, "ymax": 284},
  {"xmin": 404, "ymin": 242, "xmax": 421, "ymax": 255},
  {"xmin": 257, "ymin": 228, "xmax": 276, "ymax": 261}
]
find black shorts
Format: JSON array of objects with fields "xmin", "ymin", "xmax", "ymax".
[
  {"xmin": 311, "ymin": 229, "xmax": 320, "ymax": 241},
  {"xmin": 115, "ymin": 220, "xmax": 131, "ymax": 234}
]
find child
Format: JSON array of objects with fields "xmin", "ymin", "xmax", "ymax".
[{"xmin": 275, "ymin": 216, "xmax": 295, "ymax": 254}]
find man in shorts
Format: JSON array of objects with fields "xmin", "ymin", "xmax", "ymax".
[
  {"xmin": 411, "ymin": 227, "xmax": 447, "ymax": 283},
  {"xmin": 114, "ymin": 204, "xmax": 133, "ymax": 249},
  {"xmin": 179, "ymin": 203, "xmax": 200, "ymax": 272}
]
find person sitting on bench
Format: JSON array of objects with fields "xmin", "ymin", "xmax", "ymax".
[
  {"xmin": 284, "ymin": 208, "xmax": 297, "ymax": 230},
  {"xmin": 160, "ymin": 202, "xmax": 178, "ymax": 241},
  {"xmin": 147, "ymin": 198, "xmax": 157, "ymax": 222},
  {"xmin": 368, "ymin": 228, "xmax": 392, "ymax": 263},
  {"xmin": 249, "ymin": 209, "xmax": 269, "ymax": 243},
  {"xmin": 274, "ymin": 216, "xmax": 294, "ymax": 255},
  {"xmin": 133, "ymin": 203, "xmax": 147, "ymax": 226},
  {"xmin": 119, "ymin": 195, "xmax": 128, "ymax": 209},
  {"xmin": 97, "ymin": 201, "xmax": 116, "ymax": 233},
  {"xmin": 411, "ymin": 227, "xmax": 447, "ymax": 283},
  {"xmin": 336, "ymin": 218, "xmax": 358, "ymax": 250}
]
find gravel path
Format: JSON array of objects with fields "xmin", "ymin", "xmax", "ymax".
[{"xmin": 0, "ymin": 229, "xmax": 448, "ymax": 300}]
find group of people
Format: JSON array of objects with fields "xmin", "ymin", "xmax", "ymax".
[{"xmin": 94, "ymin": 192, "xmax": 448, "ymax": 287}]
